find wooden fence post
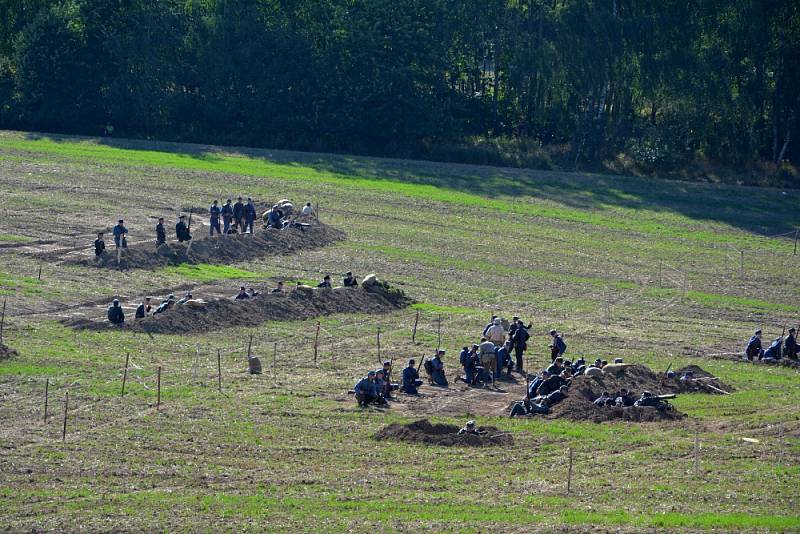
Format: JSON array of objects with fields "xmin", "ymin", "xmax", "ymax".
[
  {"xmin": 44, "ymin": 378, "xmax": 49, "ymax": 424},
  {"xmin": 313, "ymin": 322, "xmax": 321, "ymax": 363},
  {"xmin": 62, "ymin": 391, "xmax": 69, "ymax": 442},
  {"xmin": 0, "ymin": 296, "xmax": 6, "ymax": 345},
  {"xmin": 436, "ymin": 314, "xmax": 442, "ymax": 351},
  {"xmin": 273, "ymin": 342, "xmax": 278, "ymax": 379},
  {"xmin": 121, "ymin": 352, "xmax": 129, "ymax": 397},
  {"xmin": 411, "ymin": 310, "xmax": 419, "ymax": 342},
  {"xmin": 217, "ymin": 349, "xmax": 222, "ymax": 393},
  {"xmin": 794, "ymin": 229, "xmax": 799, "ymax": 256},
  {"xmin": 376, "ymin": 327, "xmax": 382, "ymax": 364},
  {"xmin": 156, "ymin": 366, "xmax": 162, "ymax": 410},
  {"xmin": 37, "ymin": 262, "xmax": 43, "ymax": 281}
]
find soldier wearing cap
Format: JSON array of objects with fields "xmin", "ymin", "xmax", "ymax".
[
  {"xmin": 94, "ymin": 232, "xmax": 106, "ymax": 256},
  {"xmin": 549, "ymin": 329, "xmax": 567, "ymax": 361},
  {"xmin": 343, "ymin": 271, "xmax": 358, "ymax": 287},
  {"xmin": 745, "ymin": 330, "xmax": 762, "ymax": 361},
  {"xmin": 354, "ymin": 371, "xmax": 384, "ymax": 407},
  {"xmin": 135, "ymin": 297, "xmax": 152, "ymax": 318},
  {"xmin": 458, "ymin": 420, "xmax": 480, "ymax": 435},
  {"xmin": 244, "ymin": 197, "xmax": 257, "ymax": 234},
  {"xmin": 401, "ymin": 359, "xmax": 423, "ymax": 394},
  {"xmin": 233, "ymin": 197, "xmax": 245, "ymax": 232},
  {"xmin": 112, "ymin": 219, "xmax": 128, "ymax": 249},
  {"xmin": 155, "ymin": 217, "xmax": 166, "ymax": 246},
  {"xmin": 153, "ymin": 294, "xmax": 176, "ymax": 315},
  {"xmin": 175, "ymin": 215, "xmax": 192, "ymax": 242},
  {"xmin": 784, "ymin": 328, "xmax": 798, "ymax": 360},
  {"xmin": 430, "ymin": 349, "xmax": 448, "ymax": 386},
  {"xmin": 107, "ymin": 299, "xmax": 125, "ymax": 325}
]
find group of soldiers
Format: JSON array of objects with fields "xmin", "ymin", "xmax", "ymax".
[
  {"xmin": 107, "ymin": 272, "xmax": 360, "ymax": 325},
  {"xmin": 352, "ymin": 315, "xmax": 568, "ymax": 407},
  {"xmin": 92, "ymin": 197, "xmax": 316, "ymax": 255},
  {"xmin": 745, "ymin": 328, "xmax": 798, "ymax": 361}
]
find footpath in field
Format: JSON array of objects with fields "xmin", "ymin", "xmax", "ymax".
[
  {"xmin": 389, "ymin": 364, "xmax": 731, "ymax": 423},
  {"xmin": 51, "ymin": 216, "xmax": 344, "ymax": 270},
  {"xmin": 65, "ymin": 279, "xmax": 411, "ymax": 334}
]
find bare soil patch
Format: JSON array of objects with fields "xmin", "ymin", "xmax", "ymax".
[
  {"xmin": 64, "ymin": 284, "xmax": 410, "ymax": 334},
  {"xmin": 49, "ymin": 216, "xmax": 344, "ymax": 270},
  {"xmin": 374, "ymin": 419, "xmax": 513, "ymax": 447},
  {"xmin": 392, "ymin": 364, "xmax": 730, "ymax": 423}
]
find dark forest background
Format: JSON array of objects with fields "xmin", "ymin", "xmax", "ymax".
[{"xmin": 1, "ymin": 0, "xmax": 799, "ymax": 183}]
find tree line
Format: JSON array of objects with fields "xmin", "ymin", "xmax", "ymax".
[{"xmin": 1, "ymin": 0, "xmax": 798, "ymax": 177}]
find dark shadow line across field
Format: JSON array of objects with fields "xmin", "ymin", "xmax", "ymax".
[{"xmin": 23, "ymin": 132, "xmax": 800, "ymax": 237}]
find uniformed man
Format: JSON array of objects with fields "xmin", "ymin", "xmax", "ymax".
[
  {"xmin": 784, "ymin": 328, "xmax": 798, "ymax": 360},
  {"xmin": 112, "ymin": 220, "xmax": 127, "ymax": 249},
  {"xmin": 244, "ymin": 198, "xmax": 257, "ymax": 234},
  {"xmin": 354, "ymin": 371, "xmax": 384, "ymax": 407},
  {"xmin": 155, "ymin": 217, "xmax": 166, "ymax": 246},
  {"xmin": 343, "ymin": 272, "xmax": 358, "ymax": 287},
  {"xmin": 107, "ymin": 299, "xmax": 124, "ymax": 325},
  {"xmin": 232, "ymin": 197, "xmax": 245, "ymax": 232},
  {"xmin": 209, "ymin": 201, "xmax": 222, "ymax": 236},
  {"xmin": 221, "ymin": 199, "xmax": 234, "ymax": 234},
  {"xmin": 94, "ymin": 232, "xmax": 106, "ymax": 256},
  {"xmin": 549, "ymin": 329, "xmax": 566, "ymax": 361},
  {"xmin": 135, "ymin": 297, "xmax": 152, "ymax": 318},
  {"xmin": 175, "ymin": 215, "xmax": 192, "ymax": 243},
  {"xmin": 317, "ymin": 275, "xmax": 332, "ymax": 288},
  {"xmin": 429, "ymin": 349, "xmax": 448, "ymax": 386},
  {"xmin": 401, "ymin": 359, "xmax": 423, "ymax": 394},
  {"xmin": 745, "ymin": 330, "xmax": 762, "ymax": 361}
]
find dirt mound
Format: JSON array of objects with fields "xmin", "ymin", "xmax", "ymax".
[
  {"xmin": 65, "ymin": 284, "xmax": 411, "ymax": 334},
  {"xmin": 56, "ymin": 217, "xmax": 344, "ymax": 270},
  {"xmin": 0, "ymin": 343, "xmax": 18, "ymax": 359},
  {"xmin": 546, "ymin": 364, "xmax": 730, "ymax": 422},
  {"xmin": 374, "ymin": 419, "xmax": 513, "ymax": 447}
]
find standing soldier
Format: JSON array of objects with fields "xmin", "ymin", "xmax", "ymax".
[
  {"xmin": 511, "ymin": 318, "xmax": 530, "ymax": 374},
  {"xmin": 549, "ymin": 329, "xmax": 567, "ymax": 361},
  {"xmin": 244, "ymin": 198, "xmax": 257, "ymax": 234},
  {"xmin": 155, "ymin": 217, "xmax": 166, "ymax": 247},
  {"xmin": 112, "ymin": 219, "xmax": 127, "ymax": 249},
  {"xmin": 209, "ymin": 201, "xmax": 222, "ymax": 236},
  {"xmin": 221, "ymin": 199, "xmax": 234, "ymax": 234},
  {"xmin": 233, "ymin": 197, "xmax": 245, "ymax": 232},
  {"xmin": 94, "ymin": 232, "xmax": 106, "ymax": 256}
]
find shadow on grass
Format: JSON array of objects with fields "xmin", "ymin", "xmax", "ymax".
[{"xmin": 22, "ymin": 131, "xmax": 800, "ymax": 237}]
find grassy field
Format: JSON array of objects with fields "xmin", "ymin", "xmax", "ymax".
[{"xmin": 1, "ymin": 130, "xmax": 799, "ymax": 532}]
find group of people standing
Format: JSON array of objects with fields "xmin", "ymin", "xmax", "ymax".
[
  {"xmin": 92, "ymin": 197, "xmax": 317, "ymax": 257},
  {"xmin": 209, "ymin": 197, "xmax": 258, "ymax": 236}
]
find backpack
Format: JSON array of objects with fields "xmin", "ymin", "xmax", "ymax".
[{"xmin": 423, "ymin": 359, "xmax": 434, "ymax": 375}]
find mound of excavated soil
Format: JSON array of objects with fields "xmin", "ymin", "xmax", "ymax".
[
  {"xmin": 57, "ymin": 217, "xmax": 344, "ymax": 270},
  {"xmin": 374, "ymin": 419, "xmax": 513, "ymax": 447},
  {"xmin": 0, "ymin": 343, "xmax": 18, "ymax": 359},
  {"xmin": 546, "ymin": 364, "xmax": 731, "ymax": 422},
  {"xmin": 65, "ymin": 285, "xmax": 410, "ymax": 334}
]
